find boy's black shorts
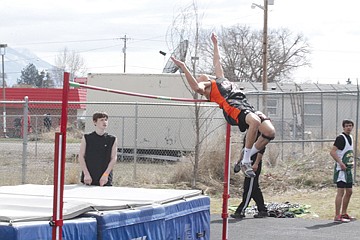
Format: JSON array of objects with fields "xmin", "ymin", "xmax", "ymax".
[{"xmin": 336, "ymin": 181, "xmax": 353, "ymax": 188}]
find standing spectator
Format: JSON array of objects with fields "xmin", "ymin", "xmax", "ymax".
[
  {"xmin": 330, "ymin": 119, "xmax": 355, "ymax": 223},
  {"xmin": 231, "ymin": 133, "xmax": 268, "ymax": 219},
  {"xmin": 43, "ymin": 113, "xmax": 52, "ymax": 131},
  {"xmin": 13, "ymin": 117, "xmax": 22, "ymax": 138},
  {"xmin": 79, "ymin": 112, "xmax": 118, "ymax": 186}
]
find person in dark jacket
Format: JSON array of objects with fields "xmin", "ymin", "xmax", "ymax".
[
  {"xmin": 231, "ymin": 133, "xmax": 268, "ymax": 219},
  {"xmin": 43, "ymin": 113, "xmax": 52, "ymax": 131}
]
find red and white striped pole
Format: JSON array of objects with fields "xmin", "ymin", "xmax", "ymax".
[
  {"xmin": 69, "ymin": 82, "xmax": 208, "ymax": 103},
  {"xmin": 52, "ymin": 72, "xmax": 70, "ymax": 240}
]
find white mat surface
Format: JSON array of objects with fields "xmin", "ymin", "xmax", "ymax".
[{"xmin": 0, "ymin": 184, "xmax": 202, "ymax": 223}]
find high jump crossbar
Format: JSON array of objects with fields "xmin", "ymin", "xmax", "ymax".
[{"xmin": 69, "ymin": 82, "xmax": 209, "ymax": 103}]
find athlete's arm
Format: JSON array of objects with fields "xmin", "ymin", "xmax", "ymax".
[
  {"xmin": 171, "ymin": 57, "xmax": 209, "ymax": 95},
  {"xmin": 330, "ymin": 145, "xmax": 346, "ymax": 171},
  {"xmin": 211, "ymin": 33, "xmax": 224, "ymax": 79}
]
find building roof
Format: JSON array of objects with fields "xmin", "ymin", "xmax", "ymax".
[
  {"xmin": 0, "ymin": 87, "xmax": 87, "ymax": 109},
  {"xmin": 237, "ymin": 82, "xmax": 359, "ymax": 94}
]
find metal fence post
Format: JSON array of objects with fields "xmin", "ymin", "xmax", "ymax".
[
  {"xmin": 120, "ymin": 116, "xmax": 125, "ymax": 162},
  {"xmin": 301, "ymin": 93, "xmax": 305, "ymax": 152},
  {"xmin": 354, "ymin": 81, "xmax": 359, "ymax": 182},
  {"xmin": 281, "ymin": 93, "xmax": 284, "ymax": 160},
  {"xmin": 35, "ymin": 115, "xmax": 38, "ymax": 157},
  {"xmin": 133, "ymin": 103, "xmax": 138, "ymax": 181},
  {"xmin": 22, "ymin": 96, "xmax": 29, "ymax": 184}
]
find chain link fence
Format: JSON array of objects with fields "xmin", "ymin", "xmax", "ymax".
[{"xmin": 0, "ymin": 89, "xmax": 359, "ymax": 187}]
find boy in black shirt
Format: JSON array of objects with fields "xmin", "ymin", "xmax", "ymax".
[{"xmin": 79, "ymin": 112, "xmax": 117, "ymax": 186}]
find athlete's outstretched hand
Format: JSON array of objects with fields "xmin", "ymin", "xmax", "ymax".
[
  {"xmin": 211, "ymin": 32, "xmax": 218, "ymax": 45},
  {"xmin": 171, "ymin": 56, "xmax": 185, "ymax": 68}
]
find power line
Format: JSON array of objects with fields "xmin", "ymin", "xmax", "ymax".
[{"xmin": 11, "ymin": 38, "xmax": 117, "ymax": 46}]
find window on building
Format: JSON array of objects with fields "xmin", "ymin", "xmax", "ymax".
[
  {"xmin": 304, "ymin": 103, "xmax": 321, "ymax": 126},
  {"xmin": 267, "ymin": 98, "xmax": 278, "ymax": 116}
]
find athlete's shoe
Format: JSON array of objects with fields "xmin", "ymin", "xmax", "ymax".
[
  {"xmin": 234, "ymin": 161, "xmax": 241, "ymax": 173},
  {"xmin": 254, "ymin": 211, "xmax": 269, "ymax": 218},
  {"xmin": 341, "ymin": 213, "xmax": 356, "ymax": 221},
  {"xmin": 230, "ymin": 212, "xmax": 245, "ymax": 220},
  {"xmin": 334, "ymin": 214, "xmax": 350, "ymax": 223},
  {"xmin": 233, "ymin": 149, "xmax": 244, "ymax": 173},
  {"xmin": 241, "ymin": 162, "xmax": 256, "ymax": 178}
]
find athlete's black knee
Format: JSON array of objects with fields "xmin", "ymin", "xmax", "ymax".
[{"xmin": 261, "ymin": 133, "xmax": 274, "ymax": 141}]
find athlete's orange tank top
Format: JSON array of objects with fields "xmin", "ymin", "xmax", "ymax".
[{"xmin": 209, "ymin": 78, "xmax": 254, "ymax": 125}]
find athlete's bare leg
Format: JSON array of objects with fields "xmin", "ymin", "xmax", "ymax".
[
  {"xmin": 255, "ymin": 119, "xmax": 276, "ymax": 150},
  {"xmin": 341, "ymin": 188, "xmax": 352, "ymax": 215}
]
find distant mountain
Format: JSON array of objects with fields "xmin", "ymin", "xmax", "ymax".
[{"xmin": 1, "ymin": 47, "xmax": 55, "ymax": 87}]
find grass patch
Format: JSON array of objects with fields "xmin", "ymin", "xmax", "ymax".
[{"xmin": 0, "ymin": 137, "xmax": 359, "ymax": 221}]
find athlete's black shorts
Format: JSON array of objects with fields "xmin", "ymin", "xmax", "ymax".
[
  {"xmin": 224, "ymin": 109, "xmax": 272, "ymax": 133},
  {"xmin": 237, "ymin": 109, "xmax": 253, "ymax": 132},
  {"xmin": 223, "ymin": 109, "xmax": 253, "ymax": 132},
  {"xmin": 336, "ymin": 181, "xmax": 353, "ymax": 188}
]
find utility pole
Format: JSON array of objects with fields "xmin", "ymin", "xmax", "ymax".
[
  {"xmin": 262, "ymin": 0, "xmax": 269, "ymax": 114},
  {"xmin": 117, "ymin": 35, "xmax": 130, "ymax": 73},
  {"xmin": 0, "ymin": 44, "xmax": 7, "ymax": 138},
  {"xmin": 251, "ymin": 0, "xmax": 274, "ymax": 114}
]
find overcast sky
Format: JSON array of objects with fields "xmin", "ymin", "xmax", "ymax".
[{"xmin": 1, "ymin": 0, "xmax": 360, "ymax": 84}]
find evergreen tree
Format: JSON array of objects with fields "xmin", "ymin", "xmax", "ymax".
[
  {"xmin": 17, "ymin": 63, "xmax": 39, "ymax": 86},
  {"xmin": 17, "ymin": 64, "xmax": 54, "ymax": 87}
]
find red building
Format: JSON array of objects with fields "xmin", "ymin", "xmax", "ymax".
[{"xmin": 0, "ymin": 87, "xmax": 87, "ymax": 137}]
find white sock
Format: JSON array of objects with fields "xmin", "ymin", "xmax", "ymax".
[
  {"xmin": 242, "ymin": 148, "xmax": 251, "ymax": 164},
  {"xmin": 250, "ymin": 145, "xmax": 260, "ymax": 157}
]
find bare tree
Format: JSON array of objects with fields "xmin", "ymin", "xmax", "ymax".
[
  {"xmin": 198, "ymin": 25, "xmax": 311, "ymax": 82},
  {"xmin": 52, "ymin": 47, "xmax": 87, "ymax": 86},
  {"xmin": 167, "ymin": 1, "xmax": 221, "ymax": 187},
  {"xmin": 267, "ymin": 28, "xmax": 311, "ymax": 82}
]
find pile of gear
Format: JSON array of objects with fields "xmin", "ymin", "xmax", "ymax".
[
  {"xmin": 230, "ymin": 201, "xmax": 311, "ymax": 218},
  {"xmin": 266, "ymin": 202, "xmax": 311, "ymax": 218}
]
